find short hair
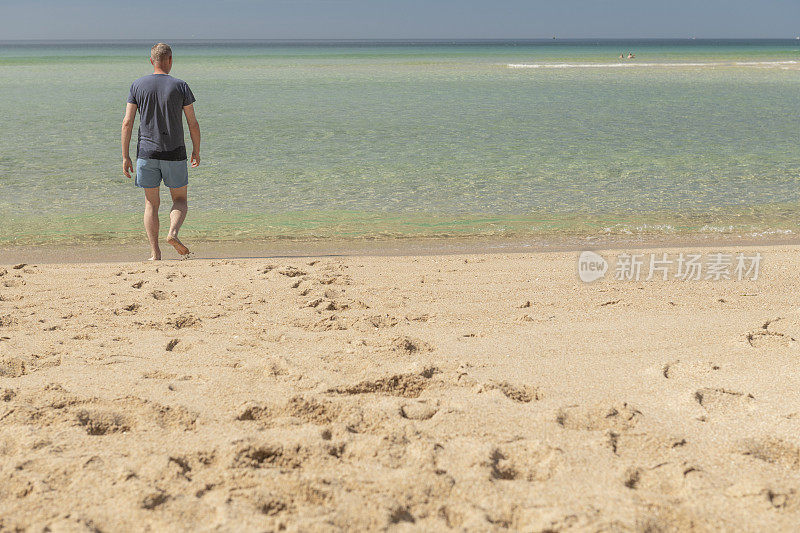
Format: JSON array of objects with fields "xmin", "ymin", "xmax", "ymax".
[{"xmin": 150, "ymin": 43, "xmax": 172, "ymax": 63}]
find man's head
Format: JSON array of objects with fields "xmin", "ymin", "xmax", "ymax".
[{"xmin": 150, "ymin": 43, "xmax": 172, "ymax": 73}]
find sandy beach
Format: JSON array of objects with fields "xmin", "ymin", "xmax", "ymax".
[{"xmin": 2, "ymin": 244, "xmax": 800, "ymax": 531}]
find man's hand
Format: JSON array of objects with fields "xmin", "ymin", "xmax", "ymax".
[
  {"xmin": 183, "ymin": 104, "xmax": 201, "ymax": 168},
  {"xmin": 121, "ymin": 103, "xmax": 137, "ymax": 178},
  {"xmin": 123, "ymin": 157, "xmax": 134, "ymax": 178}
]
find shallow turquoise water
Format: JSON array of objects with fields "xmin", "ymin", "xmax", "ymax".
[{"xmin": 1, "ymin": 39, "xmax": 800, "ymax": 244}]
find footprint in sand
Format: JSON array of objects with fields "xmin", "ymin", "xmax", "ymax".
[
  {"xmin": 6, "ymin": 385, "xmax": 198, "ymax": 433},
  {"xmin": 327, "ymin": 367, "xmax": 440, "ymax": 399},
  {"xmin": 694, "ymin": 387, "xmax": 755, "ymax": 413},
  {"xmin": 556, "ymin": 403, "xmax": 642, "ymax": 431},
  {"xmin": 257, "ymin": 496, "xmax": 292, "ymax": 517},
  {"xmin": 318, "ymin": 272, "xmax": 351, "ymax": 286},
  {"xmin": 746, "ymin": 318, "xmax": 797, "ymax": 348},
  {"xmin": 1, "ymin": 353, "xmax": 57, "ymax": 378},
  {"xmin": 662, "ymin": 359, "xmax": 720, "ymax": 380},
  {"xmin": 762, "ymin": 488, "xmax": 800, "ymax": 511},
  {"xmin": 0, "ymin": 314, "xmax": 18, "ymax": 327},
  {"xmin": 622, "ymin": 467, "xmax": 642, "ymax": 489},
  {"xmin": 1, "ymin": 388, "xmax": 17, "ymax": 402},
  {"xmin": 165, "ymin": 271, "xmax": 187, "ymax": 280},
  {"xmin": 304, "ymin": 297, "xmax": 324, "ymax": 308},
  {"xmin": 142, "ymin": 370, "xmax": 178, "ymax": 380},
  {"xmin": 230, "ymin": 442, "xmax": 289, "ymax": 469},
  {"xmin": 236, "ymin": 403, "xmax": 273, "ymax": 422},
  {"xmin": 297, "ymin": 315, "xmax": 350, "ymax": 332},
  {"xmin": 277, "ymin": 266, "xmax": 306, "ymax": 278},
  {"xmin": 435, "ymin": 438, "xmax": 562, "ymax": 484},
  {"xmin": 400, "ymin": 400, "xmax": 439, "ymax": 420},
  {"xmin": 170, "ymin": 313, "xmax": 199, "ymax": 329},
  {"xmin": 486, "ymin": 441, "xmax": 564, "ymax": 482},
  {"xmin": 237, "ymin": 396, "xmax": 337, "ymax": 426},
  {"xmin": 323, "ymin": 288, "xmax": 339, "ymax": 299},
  {"xmin": 358, "ymin": 314, "xmax": 399, "ymax": 330},
  {"xmin": 39, "ymin": 517, "xmax": 102, "ymax": 531},
  {"xmin": 312, "ymin": 299, "xmax": 350, "ymax": 312},
  {"xmin": 390, "ymin": 335, "xmax": 433, "ymax": 355},
  {"xmin": 736, "ymin": 437, "xmax": 800, "ymax": 470},
  {"xmin": 607, "ymin": 430, "xmax": 688, "ymax": 458},
  {"xmin": 114, "ymin": 303, "xmax": 141, "ymax": 315},
  {"xmin": 140, "ymin": 490, "xmax": 168, "ymax": 510},
  {"xmin": 231, "ymin": 433, "xmax": 343, "ymax": 472},
  {"xmin": 75, "ymin": 409, "xmax": 131, "ymax": 435},
  {"xmin": 259, "ymin": 264, "xmax": 277, "ymax": 275},
  {"xmin": 479, "ymin": 380, "xmax": 542, "ymax": 403},
  {"xmin": 0, "ymin": 356, "xmax": 27, "ymax": 378}
]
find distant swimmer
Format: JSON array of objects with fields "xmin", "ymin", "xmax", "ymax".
[
  {"xmin": 627, "ymin": 52, "xmax": 635, "ymax": 59},
  {"xmin": 619, "ymin": 53, "xmax": 624, "ymax": 59}
]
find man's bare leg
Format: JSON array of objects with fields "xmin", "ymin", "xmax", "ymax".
[
  {"xmin": 166, "ymin": 185, "xmax": 190, "ymax": 256},
  {"xmin": 144, "ymin": 187, "xmax": 161, "ymax": 260}
]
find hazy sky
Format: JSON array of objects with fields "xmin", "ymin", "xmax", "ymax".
[{"xmin": 2, "ymin": 0, "xmax": 800, "ymax": 40}]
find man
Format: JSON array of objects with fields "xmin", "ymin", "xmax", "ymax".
[{"xmin": 121, "ymin": 43, "xmax": 200, "ymax": 260}]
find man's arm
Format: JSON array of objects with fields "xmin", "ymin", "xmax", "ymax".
[
  {"xmin": 183, "ymin": 104, "xmax": 201, "ymax": 168},
  {"xmin": 121, "ymin": 103, "xmax": 137, "ymax": 178}
]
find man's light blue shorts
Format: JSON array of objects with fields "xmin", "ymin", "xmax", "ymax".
[{"xmin": 135, "ymin": 158, "xmax": 189, "ymax": 189}]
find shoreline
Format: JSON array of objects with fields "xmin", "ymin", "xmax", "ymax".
[{"xmin": 1, "ymin": 232, "xmax": 798, "ymax": 264}]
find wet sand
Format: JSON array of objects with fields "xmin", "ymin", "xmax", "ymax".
[
  {"xmin": 1, "ymin": 245, "xmax": 800, "ymax": 530},
  {"xmin": 1, "ymin": 232, "xmax": 796, "ymax": 265}
]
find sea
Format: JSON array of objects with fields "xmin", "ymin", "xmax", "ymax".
[{"xmin": 1, "ymin": 39, "xmax": 800, "ymax": 246}]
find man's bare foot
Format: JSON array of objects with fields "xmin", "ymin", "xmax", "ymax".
[
  {"xmin": 167, "ymin": 234, "xmax": 190, "ymax": 256},
  {"xmin": 148, "ymin": 255, "xmax": 161, "ymax": 261}
]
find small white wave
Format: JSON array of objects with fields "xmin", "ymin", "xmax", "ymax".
[
  {"xmin": 699, "ymin": 225, "xmax": 735, "ymax": 233},
  {"xmin": 733, "ymin": 60, "xmax": 798, "ymax": 66},
  {"xmin": 507, "ymin": 60, "xmax": 799, "ymax": 69},
  {"xmin": 601, "ymin": 224, "xmax": 677, "ymax": 234},
  {"xmin": 749, "ymin": 228, "xmax": 795, "ymax": 237}
]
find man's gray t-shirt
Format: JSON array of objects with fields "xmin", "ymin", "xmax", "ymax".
[{"xmin": 127, "ymin": 74, "xmax": 195, "ymax": 161}]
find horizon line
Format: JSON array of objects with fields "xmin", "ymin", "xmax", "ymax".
[{"xmin": 2, "ymin": 36, "xmax": 800, "ymax": 43}]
